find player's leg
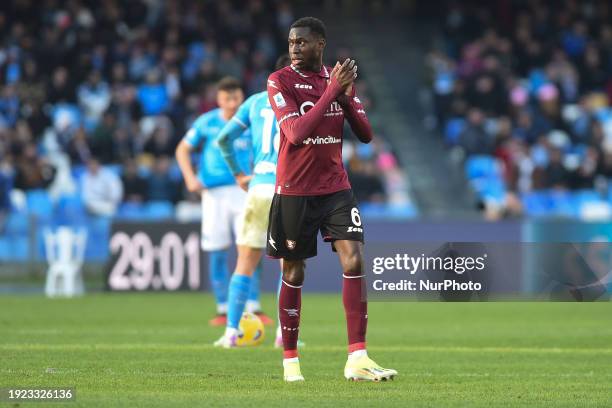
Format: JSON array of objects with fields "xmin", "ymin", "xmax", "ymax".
[
  {"xmin": 214, "ymin": 244, "xmax": 262, "ymax": 348},
  {"xmin": 230, "ymin": 185, "xmax": 273, "ymax": 323},
  {"xmin": 274, "ymin": 259, "xmax": 284, "ymax": 347},
  {"xmin": 266, "ymin": 193, "xmax": 319, "ymax": 381},
  {"xmin": 245, "ymin": 260, "xmax": 262, "ymax": 314},
  {"xmin": 201, "ymin": 188, "xmax": 233, "ymax": 326},
  {"xmin": 320, "ymin": 190, "xmax": 396, "ymax": 381},
  {"xmin": 279, "ymin": 259, "xmax": 305, "ymax": 381},
  {"xmin": 208, "ymin": 249, "xmax": 230, "ymax": 324},
  {"xmin": 334, "ymin": 239, "xmax": 397, "ymax": 381}
]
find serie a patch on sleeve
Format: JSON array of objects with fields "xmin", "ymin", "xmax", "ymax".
[{"xmin": 273, "ymin": 92, "xmax": 286, "ymax": 108}]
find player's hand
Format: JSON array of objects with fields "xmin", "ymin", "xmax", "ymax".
[
  {"xmin": 331, "ymin": 58, "xmax": 357, "ymax": 92},
  {"xmin": 235, "ymin": 173, "xmax": 252, "ymax": 192},
  {"xmin": 185, "ymin": 175, "xmax": 205, "ymax": 193}
]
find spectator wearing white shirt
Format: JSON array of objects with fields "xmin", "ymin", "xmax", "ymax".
[{"xmin": 81, "ymin": 158, "xmax": 123, "ymax": 217}]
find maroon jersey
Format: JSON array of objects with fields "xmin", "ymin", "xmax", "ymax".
[{"xmin": 267, "ymin": 65, "xmax": 372, "ymax": 196}]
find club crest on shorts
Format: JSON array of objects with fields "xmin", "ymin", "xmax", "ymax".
[{"xmin": 286, "ymin": 239, "xmax": 296, "ymax": 250}]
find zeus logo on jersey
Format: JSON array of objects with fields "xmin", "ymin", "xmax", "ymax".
[
  {"xmin": 294, "ymin": 83, "xmax": 313, "ymax": 89},
  {"xmin": 303, "ymin": 136, "xmax": 341, "ymax": 145},
  {"xmin": 273, "ymin": 92, "xmax": 286, "ymax": 108}
]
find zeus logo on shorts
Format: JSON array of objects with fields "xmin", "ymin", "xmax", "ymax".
[
  {"xmin": 286, "ymin": 239, "xmax": 296, "ymax": 250},
  {"xmin": 347, "ymin": 226, "xmax": 363, "ymax": 233}
]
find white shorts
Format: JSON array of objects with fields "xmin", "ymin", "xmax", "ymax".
[
  {"xmin": 236, "ymin": 184, "xmax": 275, "ymax": 249},
  {"xmin": 201, "ymin": 185, "xmax": 246, "ymax": 251}
]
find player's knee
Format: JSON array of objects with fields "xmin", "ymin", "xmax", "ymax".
[
  {"xmin": 341, "ymin": 251, "xmax": 363, "ymax": 277},
  {"xmin": 282, "ymin": 260, "xmax": 305, "ymax": 286}
]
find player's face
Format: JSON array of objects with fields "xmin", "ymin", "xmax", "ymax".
[
  {"xmin": 217, "ymin": 89, "xmax": 244, "ymax": 117},
  {"xmin": 288, "ymin": 27, "xmax": 324, "ymax": 71}
]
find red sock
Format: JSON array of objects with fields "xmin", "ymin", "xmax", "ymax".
[
  {"xmin": 279, "ymin": 280, "xmax": 302, "ymax": 358},
  {"xmin": 343, "ymin": 274, "xmax": 367, "ymax": 352}
]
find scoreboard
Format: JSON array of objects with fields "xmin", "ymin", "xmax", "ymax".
[{"xmin": 106, "ymin": 222, "xmax": 202, "ymax": 291}]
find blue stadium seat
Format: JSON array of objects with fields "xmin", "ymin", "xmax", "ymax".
[
  {"xmin": 9, "ymin": 236, "xmax": 29, "ymax": 261},
  {"xmin": 521, "ymin": 191, "xmax": 551, "ymax": 217},
  {"xmin": 444, "ymin": 118, "xmax": 465, "ymax": 146},
  {"xmin": 116, "ymin": 202, "xmax": 147, "ymax": 220},
  {"xmin": 465, "ymin": 156, "xmax": 501, "ymax": 180},
  {"xmin": 547, "ymin": 190, "xmax": 576, "ymax": 217},
  {"xmin": 104, "ymin": 164, "xmax": 123, "ymax": 177},
  {"xmin": 573, "ymin": 189, "xmax": 601, "ymax": 207},
  {"xmin": 168, "ymin": 163, "xmax": 183, "ymax": 182},
  {"xmin": 145, "ymin": 201, "xmax": 174, "ymax": 219},
  {"xmin": 71, "ymin": 164, "xmax": 87, "ymax": 182},
  {"xmin": 83, "ymin": 216, "xmax": 111, "ymax": 261},
  {"xmin": 4, "ymin": 211, "xmax": 29, "ymax": 234},
  {"xmin": 478, "ymin": 179, "xmax": 506, "ymax": 204},
  {"xmin": 0, "ymin": 236, "xmax": 10, "ymax": 260},
  {"xmin": 55, "ymin": 194, "xmax": 87, "ymax": 223},
  {"xmin": 26, "ymin": 189, "xmax": 53, "ymax": 218}
]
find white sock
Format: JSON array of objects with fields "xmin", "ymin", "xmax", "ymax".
[
  {"xmin": 348, "ymin": 349, "xmax": 368, "ymax": 361},
  {"xmin": 283, "ymin": 357, "xmax": 299, "ymax": 365},
  {"xmin": 245, "ymin": 300, "xmax": 261, "ymax": 313},
  {"xmin": 217, "ymin": 303, "xmax": 228, "ymax": 314},
  {"xmin": 224, "ymin": 327, "xmax": 238, "ymax": 337}
]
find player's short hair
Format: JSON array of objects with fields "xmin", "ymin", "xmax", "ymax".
[
  {"xmin": 275, "ymin": 54, "xmax": 291, "ymax": 70},
  {"xmin": 290, "ymin": 17, "xmax": 326, "ymax": 39},
  {"xmin": 217, "ymin": 76, "xmax": 242, "ymax": 92}
]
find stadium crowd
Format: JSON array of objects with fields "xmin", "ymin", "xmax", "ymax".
[
  {"xmin": 0, "ymin": 0, "xmax": 402, "ymax": 224},
  {"xmin": 428, "ymin": 0, "xmax": 612, "ymax": 218}
]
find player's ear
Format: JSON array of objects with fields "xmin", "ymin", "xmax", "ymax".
[{"xmin": 318, "ymin": 37, "xmax": 326, "ymax": 50}]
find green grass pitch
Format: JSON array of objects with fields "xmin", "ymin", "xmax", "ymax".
[{"xmin": 1, "ymin": 294, "xmax": 611, "ymax": 407}]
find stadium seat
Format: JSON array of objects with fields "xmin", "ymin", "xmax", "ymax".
[
  {"xmin": 0, "ymin": 236, "xmax": 10, "ymax": 259},
  {"xmin": 56, "ymin": 194, "xmax": 87, "ymax": 223},
  {"xmin": 104, "ymin": 164, "xmax": 123, "ymax": 177},
  {"xmin": 145, "ymin": 201, "xmax": 175, "ymax": 219},
  {"xmin": 4, "ymin": 211, "xmax": 29, "ymax": 234},
  {"xmin": 9, "ymin": 236, "xmax": 29, "ymax": 261},
  {"xmin": 26, "ymin": 189, "xmax": 53, "ymax": 218},
  {"xmin": 116, "ymin": 202, "xmax": 147, "ymax": 220},
  {"xmin": 444, "ymin": 118, "xmax": 465, "ymax": 146},
  {"xmin": 71, "ymin": 165, "xmax": 87, "ymax": 182},
  {"xmin": 465, "ymin": 156, "xmax": 501, "ymax": 180},
  {"xmin": 547, "ymin": 190, "xmax": 576, "ymax": 217},
  {"xmin": 521, "ymin": 191, "xmax": 551, "ymax": 217},
  {"xmin": 83, "ymin": 216, "xmax": 111, "ymax": 261}
]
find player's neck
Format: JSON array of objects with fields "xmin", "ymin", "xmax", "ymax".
[
  {"xmin": 220, "ymin": 110, "xmax": 233, "ymax": 121},
  {"xmin": 302, "ymin": 61, "xmax": 323, "ymax": 73}
]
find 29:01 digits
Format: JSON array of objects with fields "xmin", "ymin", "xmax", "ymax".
[{"xmin": 108, "ymin": 231, "xmax": 200, "ymax": 291}]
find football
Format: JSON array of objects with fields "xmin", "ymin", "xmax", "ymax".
[{"xmin": 235, "ymin": 312, "xmax": 265, "ymax": 347}]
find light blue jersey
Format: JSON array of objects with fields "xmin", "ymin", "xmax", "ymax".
[
  {"xmin": 218, "ymin": 91, "xmax": 278, "ymax": 187},
  {"xmin": 184, "ymin": 108, "xmax": 251, "ymax": 189}
]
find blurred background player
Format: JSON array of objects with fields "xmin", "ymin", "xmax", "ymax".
[
  {"xmin": 214, "ymin": 54, "xmax": 292, "ymax": 348},
  {"xmin": 175, "ymin": 77, "xmax": 272, "ymax": 326},
  {"xmin": 266, "ymin": 17, "xmax": 397, "ymax": 382}
]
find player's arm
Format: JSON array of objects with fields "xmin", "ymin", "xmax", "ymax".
[
  {"xmin": 268, "ymin": 59, "xmax": 355, "ymax": 146},
  {"xmin": 217, "ymin": 117, "xmax": 252, "ymax": 192},
  {"xmin": 337, "ymin": 64, "xmax": 373, "ymax": 144},
  {"xmin": 175, "ymin": 128, "xmax": 205, "ymax": 193}
]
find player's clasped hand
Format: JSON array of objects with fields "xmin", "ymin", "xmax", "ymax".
[{"xmin": 330, "ymin": 58, "xmax": 358, "ymax": 92}]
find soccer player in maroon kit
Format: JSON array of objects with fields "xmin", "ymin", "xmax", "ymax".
[{"xmin": 266, "ymin": 17, "xmax": 397, "ymax": 382}]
